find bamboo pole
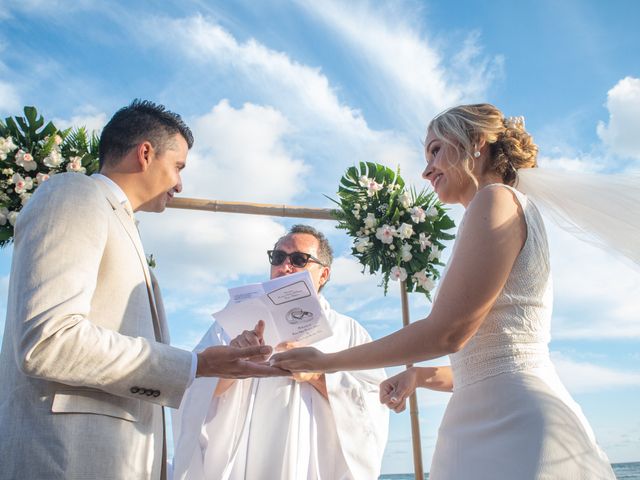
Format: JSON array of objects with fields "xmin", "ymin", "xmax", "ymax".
[
  {"xmin": 168, "ymin": 196, "xmax": 425, "ymax": 478},
  {"xmin": 168, "ymin": 197, "xmax": 336, "ymax": 220},
  {"xmin": 400, "ymin": 280, "xmax": 424, "ymax": 480}
]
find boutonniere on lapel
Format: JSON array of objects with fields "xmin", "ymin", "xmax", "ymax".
[{"xmin": 146, "ymin": 254, "xmax": 156, "ymax": 269}]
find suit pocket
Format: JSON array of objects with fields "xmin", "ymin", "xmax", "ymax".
[{"xmin": 51, "ymin": 388, "xmax": 140, "ymax": 422}]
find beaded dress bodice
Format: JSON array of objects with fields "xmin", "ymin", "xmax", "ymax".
[{"xmin": 449, "ymin": 185, "xmax": 554, "ymax": 390}]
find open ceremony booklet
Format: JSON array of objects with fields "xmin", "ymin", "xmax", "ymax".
[{"xmin": 212, "ymin": 270, "xmax": 333, "ymax": 349}]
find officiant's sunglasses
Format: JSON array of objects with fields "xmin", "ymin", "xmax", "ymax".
[{"xmin": 267, "ymin": 250, "xmax": 326, "ymax": 268}]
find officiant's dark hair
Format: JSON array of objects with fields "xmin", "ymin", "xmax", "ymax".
[
  {"xmin": 278, "ymin": 225, "xmax": 334, "ymax": 268},
  {"xmin": 99, "ymin": 99, "xmax": 194, "ymax": 168}
]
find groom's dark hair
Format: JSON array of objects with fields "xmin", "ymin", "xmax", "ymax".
[{"xmin": 99, "ymin": 99, "xmax": 194, "ymax": 168}]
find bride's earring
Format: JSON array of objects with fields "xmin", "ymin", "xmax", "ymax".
[{"xmin": 474, "ymin": 150, "xmax": 481, "ymax": 158}]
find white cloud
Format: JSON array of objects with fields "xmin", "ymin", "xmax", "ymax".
[
  {"xmin": 597, "ymin": 76, "xmax": 640, "ymax": 160},
  {"xmin": 0, "ymin": 80, "xmax": 20, "ymax": 114},
  {"xmin": 53, "ymin": 105, "xmax": 107, "ymax": 134},
  {"xmin": 143, "ymin": 14, "xmax": 433, "ymax": 194},
  {"xmin": 552, "ymin": 351, "xmax": 640, "ymax": 393},
  {"xmin": 188, "ymin": 100, "xmax": 308, "ymax": 203},
  {"xmin": 296, "ymin": 0, "xmax": 502, "ymax": 131},
  {"xmin": 135, "ymin": 101, "xmax": 306, "ymax": 294}
]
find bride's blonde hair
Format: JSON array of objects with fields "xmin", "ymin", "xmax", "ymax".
[{"xmin": 427, "ymin": 103, "xmax": 538, "ymax": 186}]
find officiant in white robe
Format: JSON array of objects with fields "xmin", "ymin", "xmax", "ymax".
[{"xmin": 171, "ymin": 225, "xmax": 389, "ymax": 480}]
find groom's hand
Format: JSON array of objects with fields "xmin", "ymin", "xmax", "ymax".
[{"xmin": 196, "ymin": 343, "xmax": 288, "ymax": 379}]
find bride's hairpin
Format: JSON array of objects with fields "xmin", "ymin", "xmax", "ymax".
[{"xmin": 504, "ymin": 116, "xmax": 526, "ymax": 130}]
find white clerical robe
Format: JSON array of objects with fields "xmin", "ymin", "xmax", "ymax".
[{"xmin": 171, "ymin": 296, "xmax": 389, "ymax": 480}]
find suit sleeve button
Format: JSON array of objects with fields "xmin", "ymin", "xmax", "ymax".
[
  {"xmin": 153, "ymin": 390, "xmax": 160, "ymax": 397},
  {"xmin": 130, "ymin": 387, "xmax": 140, "ymax": 394}
]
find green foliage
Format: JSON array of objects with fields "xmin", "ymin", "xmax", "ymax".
[
  {"xmin": 331, "ymin": 162, "xmax": 455, "ymax": 298},
  {"xmin": 0, "ymin": 106, "xmax": 100, "ymax": 247}
]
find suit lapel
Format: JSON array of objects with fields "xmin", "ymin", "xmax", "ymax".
[{"xmin": 93, "ymin": 178, "xmax": 164, "ymax": 343}]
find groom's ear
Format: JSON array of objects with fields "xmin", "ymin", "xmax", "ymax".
[{"xmin": 135, "ymin": 141, "xmax": 154, "ymax": 172}]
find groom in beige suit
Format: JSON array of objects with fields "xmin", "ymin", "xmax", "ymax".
[{"xmin": 0, "ymin": 100, "xmax": 284, "ymax": 479}]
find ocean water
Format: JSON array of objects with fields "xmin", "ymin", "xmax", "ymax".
[{"xmin": 379, "ymin": 461, "xmax": 640, "ymax": 479}]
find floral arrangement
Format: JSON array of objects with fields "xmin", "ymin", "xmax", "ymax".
[
  {"xmin": 332, "ymin": 162, "xmax": 455, "ymax": 299},
  {"xmin": 0, "ymin": 106, "xmax": 99, "ymax": 246}
]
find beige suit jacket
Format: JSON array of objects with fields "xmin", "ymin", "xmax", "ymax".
[{"xmin": 0, "ymin": 173, "xmax": 193, "ymax": 479}]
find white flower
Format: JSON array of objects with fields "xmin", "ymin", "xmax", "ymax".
[
  {"xmin": 12, "ymin": 173, "xmax": 33, "ymax": 194},
  {"xmin": 36, "ymin": 172, "xmax": 50, "ymax": 184},
  {"xmin": 354, "ymin": 236, "xmax": 371, "ymax": 253},
  {"xmin": 427, "ymin": 206, "xmax": 438, "ymax": 219},
  {"xmin": 3, "ymin": 168, "xmax": 14, "ymax": 176},
  {"xmin": 428, "ymin": 247, "xmax": 442, "ymax": 261},
  {"xmin": 375, "ymin": 224, "xmax": 396, "ymax": 244},
  {"xmin": 43, "ymin": 149, "xmax": 63, "ymax": 168},
  {"xmin": 352, "ymin": 208, "xmax": 361, "ymax": 218},
  {"xmin": 8, "ymin": 211, "xmax": 19, "ymax": 226},
  {"xmin": 366, "ymin": 179, "xmax": 383, "ymax": 197},
  {"xmin": 410, "ymin": 206, "xmax": 426, "ymax": 223},
  {"xmin": 364, "ymin": 212, "xmax": 377, "ymax": 229},
  {"xmin": 400, "ymin": 243, "xmax": 412, "ymax": 262},
  {"xmin": 54, "ymin": 134, "xmax": 63, "ymax": 145},
  {"xmin": 413, "ymin": 270, "xmax": 436, "ymax": 291},
  {"xmin": 390, "ymin": 265, "xmax": 407, "ymax": 281},
  {"xmin": 418, "ymin": 232, "xmax": 432, "ymax": 252},
  {"xmin": 15, "ymin": 150, "xmax": 38, "ymax": 172},
  {"xmin": 398, "ymin": 191, "xmax": 412, "ymax": 209},
  {"xmin": 358, "ymin": 175, "xmax": 369, "ymax": 187},
  {"xmin": 20, "ymin": 192, "xmax": 32, "ymax": 206},
  {"xmin": 0, "ymin": 136, "xmax": 18, "ymax": 160},
  {"xmin": 0, "ymin": 207, "xmax": 8, "ymax": 226},
  {"xmin": 66, "ymin": 156, "xmax": 86, "ymax": 173},
  {"xmin": 397, "ymin": 222, "xmax": 414, "ymax": 240}
]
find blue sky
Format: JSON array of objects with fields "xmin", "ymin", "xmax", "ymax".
[{"xmin": 1, "ymin": 0, "xmax": 639, "ymax": 473}]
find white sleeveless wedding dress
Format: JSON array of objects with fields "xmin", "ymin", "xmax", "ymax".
[{"xmin": 429, "ymin": 185, "xmax": 615, "ymax": 480}]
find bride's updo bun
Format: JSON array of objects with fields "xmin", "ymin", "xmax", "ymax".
[{"xmin": 428, "ymin": 103, "xmax": 538, "ymax": 186}]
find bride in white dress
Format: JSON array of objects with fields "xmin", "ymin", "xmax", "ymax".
[{"xmin": 272, "ymin": 104, "xmax": 618, "ymax": 479}]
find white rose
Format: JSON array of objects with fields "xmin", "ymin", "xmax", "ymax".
[
  {"xmin": 428, "ymin": 247, "xmax": 441, "ymax": 261},
  {"xmin": 354, "ymin": 236, "xmax": 371, "ymax": 253},
  {"xmin": 8, "ymin": 211, "xmax": 19, "ymax": 226},
  {"xmin": 400, "ymin": 243, "xmax": 412, "ymax": 262},
  {"xmin": 398, "ymin": 191, "xmax": 412, "ymax": 209},
  {"xmin": 0, "ymin": 207, "xmax": 8, "ymax": 226},
  {"xmin": 397, "ymin": 222, "xmax": 414, "ymax": 240},
  {"xmin": 364, "ymin": 212, "xmax": 377, "ymax": 229}
]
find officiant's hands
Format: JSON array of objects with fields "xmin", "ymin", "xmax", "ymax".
[{"xmin": 229, "ymin": 320, "xmax": 269, "ymax": 362}]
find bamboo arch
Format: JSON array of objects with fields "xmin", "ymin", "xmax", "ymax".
[{"xmin": 169, "ymin": 196, "xmax": 425, "ymax": 479}]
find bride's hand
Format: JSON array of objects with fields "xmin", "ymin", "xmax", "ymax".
[
  {"xmin": 380, "ymin": 367, "xmax": 419, "ymax": 413},
  {"xmin": 269, "ymin": 346, "xmax": 330, "ymax": 373}
]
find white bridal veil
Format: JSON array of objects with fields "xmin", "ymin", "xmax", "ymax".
[{"xmin": 516, "ymin": 168, "xmax": 640, "ymax": 268}]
